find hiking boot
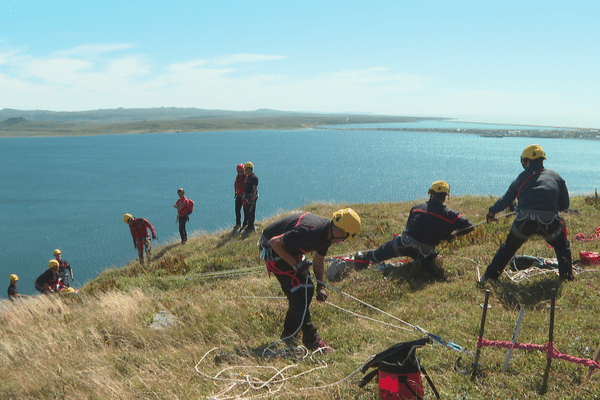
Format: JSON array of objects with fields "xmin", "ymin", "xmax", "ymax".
[
  {"xmin": 559, "ymin": 272, "xmax": 575, "ymax": 282},
  {"xmin": 307, "ymin": 338, "xmax": 333, "ymax": 352},
  {"xmin": 353, "ymin": 252, "xmax": 369, "ymax": 270},
  {"xmin": 281, "ymin": 331, "xmax": 301, "ymax": 346}
]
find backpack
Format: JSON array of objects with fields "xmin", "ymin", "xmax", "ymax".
[
  {"xmin": 358, "ymin": 338, "xmax": 440, "ymax": 400},
  {"xmin": 187, "ymin": 199, "xmax": 194, "ymax": 214}
]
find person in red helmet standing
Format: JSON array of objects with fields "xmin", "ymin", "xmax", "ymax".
[
  {"xmin": 123, "ymin": 213, "xmax": 157, "ymax": 265},
  {"xmin": 233, "ymin": 164, "xmax": 246, "ymax": 231},
  {"xmin": 173, "ymin": 188, "xmax": 194, "ymax": 244}
]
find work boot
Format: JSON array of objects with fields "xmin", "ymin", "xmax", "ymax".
[
  {"xmin": 559, "ymin": 272, "xmax": 575, "ymax": 282},
  {"xmin": 307, "ymin": 338, "xmax": 333, "ymax": 352}
]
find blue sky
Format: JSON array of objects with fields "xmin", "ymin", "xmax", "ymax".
[{"xmin": 1, "ymin": 1, "xmax": 599, "ymax": 127}]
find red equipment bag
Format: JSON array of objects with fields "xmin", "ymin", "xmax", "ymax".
[{"xmin": 358, "ymin": 337, "xmax": 440, "ymax": 400}]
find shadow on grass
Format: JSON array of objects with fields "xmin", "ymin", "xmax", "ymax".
[
  {"xmin": 384, "ymin": 260, "xmax": 447, "ymax": 291},
  {"xmin": 151, "ymin": 242, "xmax": 181, "ymax": 259},
  {"xmin": 490, "ymin": 278, "xmax": 563, "ymax": 309},
  {"xmin": 215, "ymin": 228, "xmax": 247, "ymax": 248}
]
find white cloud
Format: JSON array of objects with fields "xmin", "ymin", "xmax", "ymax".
[{"xmin": 1, "ymin": 44, "xmax": 596, "ymax": 128}]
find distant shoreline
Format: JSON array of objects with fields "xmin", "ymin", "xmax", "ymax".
[{"xmin": 1, "ymin": 109, "xmax": 598, "ymax": 139}]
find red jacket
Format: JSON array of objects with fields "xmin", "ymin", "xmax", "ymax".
[
  {"xmin": 175, "ymin": 196, "xmax": 193, "ymax": 217},
  {"xmin": 235, "ymin": 174, "xmax": 246, "ymax": 196},
  {"xmin": 129, "ymin": 218, "xmax": 157, "ymax": 242}
]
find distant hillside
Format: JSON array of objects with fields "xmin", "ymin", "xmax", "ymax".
[
  {"xmin": 0, "ymin": 107, "xmax": 387, "ymax": 125},
  {"xmin": 0, "ymin": 108, "xmax": 430, "ymax": 137}
]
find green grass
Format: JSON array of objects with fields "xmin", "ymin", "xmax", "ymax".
[{"xmin": 2, "ymin": 195, "xmax": 600, "ymax": 399}]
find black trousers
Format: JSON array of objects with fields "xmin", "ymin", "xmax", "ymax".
[
  {"xmin": 484, "ymin": 217, "xmax": 572, "ymax": 279},
  {"xmin": 365, "ymin": 235, "xmax": 437, "ymax": 275},
  {"xmin": 243, "ymin": 200, "xmax": 257, "ymax": 230},
  {"xmin": 235, "ymin": 195, "xmax": 244, "ymax": 226},
  {"xmin": 272, "ymin": 259, "xmax": 320, "ymax": 346},
  {"xmin": 178, "ymin": 215, "xmax": 189, "ymax": 243}
]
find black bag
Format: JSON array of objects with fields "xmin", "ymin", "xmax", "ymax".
[{"xmin": 358, "ymin": 337, "xmax": 440, "ymax": 400}]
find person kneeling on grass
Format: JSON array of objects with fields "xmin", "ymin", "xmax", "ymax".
[
  {"xmin": 259, "ymin": 208, "xmax": 361, "ymax": 351},
  {"xmin": 355, "ymin": 180, "xmax": 473, "ymax": 278}
]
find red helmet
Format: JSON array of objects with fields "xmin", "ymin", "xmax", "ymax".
[{"xmin": 236, "ymin": 164, "xmax": 244, "ymax": 172}]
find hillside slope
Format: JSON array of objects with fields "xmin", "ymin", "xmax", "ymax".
[{"xmin": 2, "ymin": 197, "xmax": 600, "ymax": 399}]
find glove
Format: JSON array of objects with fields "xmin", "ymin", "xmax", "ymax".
[
  {"xmin": 152, "ymin": 235, "xmax": 158, "ymax": 240},
  {"xmin": 486, "ymin": 212, "xmax": 496, "ymax": 223},
  {"xmin": 294, "ymin": 260, "xmax": 312, "ymax": 274},
  {"xmin": 316, "ymin": 286, "xmax": 328, "ymax": 302}
]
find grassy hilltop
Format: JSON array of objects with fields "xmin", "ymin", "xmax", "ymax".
[{"xmin": 2, "ymin": 195, "xmax": 600, "ymax": 399}]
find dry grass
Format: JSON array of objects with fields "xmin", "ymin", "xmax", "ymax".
[{"xmin": 3, "ymin": 196, "xmax": 600, "ymax": 399}]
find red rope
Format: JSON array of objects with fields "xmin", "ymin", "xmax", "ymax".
[
  {"xmin": 266, "ymin": 257, "xmax": 303, "ymax": 287},
  {"xmin": 574, "ymin": 227, "xmax": 600, "ymax": 242},
  {"xmin": 477, "ymin": 338, "xmax": 600, "ymax": 369}
]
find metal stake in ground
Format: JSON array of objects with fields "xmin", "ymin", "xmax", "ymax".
[
  {"xmin": 471, "ymin": 290, "xmax": 491, "ymax": 380},
  {"xmin": 539, "ymin": 289, "xmax": 557, "ymax": 394}
]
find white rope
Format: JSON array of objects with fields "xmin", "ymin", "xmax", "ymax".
[
  {"xmin": 315, "ymin": 278, "xmax": 418, "ymax": 332},
  {"xmin": 195, "ymin": 347, "xmax": 332, "ymax": 400},
  {"xmin": 325, "ymin": 301, "xmax": 414, "ymax": 333}
]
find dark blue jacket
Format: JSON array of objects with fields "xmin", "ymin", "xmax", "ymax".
[
  {"xmin": 489, "ymin": 160, "xmax": 569, "ymax": 214},
  {"xmin": 404, "ymin": 199, "xmax": 473, "ymax": 246}
]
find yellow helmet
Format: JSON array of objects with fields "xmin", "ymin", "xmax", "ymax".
[
  {"xmin": 429, "ymin": 180, "xmax": 450, "ymax": 195},
  {"xmin": 244, "ymin": 161, "xmax": 254, "ymax": 169},
  {"xmin": 53, "ymin": 249, "xmax": 61, "ymax": 256},
  {"xmin": 332, "ymin": 208, "xmax": 361, "ymax": 240},
  {"xmin": 521, "ymin": 144, "xmax": 546, "ymax": 161},
  {"xmin": 49, "ymin": 259, "xmax": 59, "ymax": 269},
  {"xmin": 9, "ymin": 274, "xmax": 18, "ymax": 283},
  {"xmin": 123, "ymin": 213, "xmax": 133, "ymax": 224}
]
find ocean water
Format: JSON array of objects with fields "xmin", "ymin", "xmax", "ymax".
[{"xmin": 2, "ymin": 124, "xmax": 599, "ymax": 295}]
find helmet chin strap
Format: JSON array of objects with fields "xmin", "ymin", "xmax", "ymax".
[{"xmin": 330, "ymin": 222, "xmax": 349, "ymax": 241}]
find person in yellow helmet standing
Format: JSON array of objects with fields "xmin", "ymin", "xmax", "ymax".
[
  {"xmin": 53, "ymin": 249, "xmax": 73, "ymax": 287},
  {"xmin": 258, "ymin": 208, "xmax": 361, "ymax": 351},
  {"xmin": 8, "ymin": 274, "xmax": 21, "ymax": 301},
  {"xmin": 355, "ymin": 180, "xmax": 473, "ymax": 277},
  {"xmin": 241, "ymin": 161, "xmax": 259, "ymax": 235},
  {"xmin": 34, "ymin": 260, "xmax": 60, "ymax": 294},
  {"xmin": 123, "ymin": 213, "xmax": 158, "ymax": 265},
  {"xmin": 480, "ymin": 144, "xmax": 573, "ymax": 282}
]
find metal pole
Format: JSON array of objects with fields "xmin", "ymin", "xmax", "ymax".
[
  {"xmin": 540, "ymin": 289, "xmax": 556, "ymax": 394},
  {"xmin": 471, "ymin": 290, "xmax": 491, "ymax": 380},
  {"xmin": 501, "ymin": 308, "xmax": 525, "ymax": 372}
]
